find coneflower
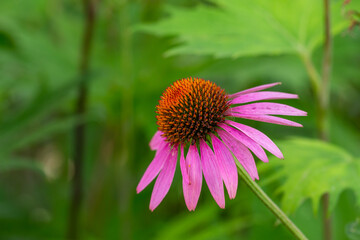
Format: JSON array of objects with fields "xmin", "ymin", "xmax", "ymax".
[{"xmin": 137, "ymin": 77, "xmax": 306, "ymax": 211}]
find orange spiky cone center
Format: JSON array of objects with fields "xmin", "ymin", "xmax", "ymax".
[{"xmin": 156, "ymin": 77, "xmax": 229, "ymax": 145}]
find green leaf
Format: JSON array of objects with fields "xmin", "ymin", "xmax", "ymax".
[
  {"xmin": 0, "ymin": 80, "xmax": 77, "ymax": 135},
  {"xmin": 1, "ymin": 115, "xmax": 88, "ymax": 154},
  {"xmin": 0, "ymin": 79, "xmax": 86, "ymax": 156},
  {"xmin": 346, "ymin": 219, "xmax": 360, "ymax": 240},
  {"xmin": 155, "ymin": 204, "xmax": 248, "ymax": 240},
  {"xmin": 262, "ymin": 138, "xmax": 360, "ymax": 215},
  {"xmin": 0, "ymin": 157, "xmax": 44, "ymax": 174},
  {"xmin": 137, "ymin": 0, "xmax": 350, "ymax": 58},
  {"xmin": 0, "ymin": 0, "xmax": 80, "ymax": 101},
  {"xmin": 155, "ymin": 205, "xmax": 219, "ymax": 240}
]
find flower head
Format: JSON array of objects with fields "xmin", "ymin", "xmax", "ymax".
[{"xmin": 137, "ymin": 77, "xmax": 306, "ymax": 211}]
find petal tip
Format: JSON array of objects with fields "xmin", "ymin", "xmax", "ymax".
[
  {"xmin": 250, "ymin": 175, "xmax": 259, "ymax": 181},
  {"xmin": 215, "ymin": 198, "xmax": 226, "ymax": 209},
  {"xmin": 185, "ymin": 202, "xmax": 197, "ymax": 211},
  {"xmin": 149, "ymin": 203, "xmax": 158, "ymax": 212},
  {"xmin": 229, "ymin": 192, "xmax": 237, "ymax": 200},
  {"xmin": 136, "ymin": 185, "xmax": 143, "ymax": 194}
]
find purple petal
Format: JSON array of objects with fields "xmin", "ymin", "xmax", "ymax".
[
  {"xmin": 211, "ymin": 134, "xmax": 238, "ymax": 199},
  {"xmin": 217, "ymin": 130, "xmax": 259, "ymax": 180},
  {"xmin": 227, "ymin": 112, "xmax": 303, "ymax": 127},
  {"xmin": 219, "ymin": 123, "xmax": 268, "ymax": 162},
  {"xmin": 229, "ymin": 82, "xmax": 281, "ymax": 99},
  {"xmin": 230, "ymin": 103, "xmax": 307, "ymax": 116},
  {"xmin": 149, "ymin": 131, "xmax": 164, "ymax": 150},
  {"xmin": 229, "ymin": 91, "xmax": 298, "ymax": 105},
  {"xmin": 149, "ymin": 146, "xmax": 178, "ymax": 211},
  {"xmin": 183, "ymin": 144, "xmax": 202, "ymax": 211},
  {"xmin": 199, "ymin": 139, "xmax": 225, "ymax": 208},
  {"xmin": 179, "ymin": 145, "xmax": 190, "ymax": 185},
  {"xmin": 226, "ymin": 120, "xmax": 283, "ymax": 159},
  {"xmin": 136, "ymin": 140, "xmax": 171, "ymax": 193}
]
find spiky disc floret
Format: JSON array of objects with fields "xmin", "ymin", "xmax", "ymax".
[{"xmin": 156, "ymin": 77, "xmax": 229, "ymax": 145}]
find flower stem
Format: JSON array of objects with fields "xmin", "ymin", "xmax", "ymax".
[
  {"xmin": 320, "ymin": 0, "xmax": 332, "ymax": 239},
  {"xmin": 236, "ymin": 163, "xmax": 308, "ymax": 240},
  {"xmin": 300, "ymin": 50, "xmax": 321, "ymax": 98},
  {"xmin": 67, "ymin": 0, "xmax": 96, "ymax": 239},
  {"xmin": 300, "ymin": 0, "xmax": 332, "ymax": 238}
]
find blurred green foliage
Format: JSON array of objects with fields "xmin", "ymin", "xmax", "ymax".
[{"xmin": 0, "ymin": 0, "xmax": 359, "ymax": 239}]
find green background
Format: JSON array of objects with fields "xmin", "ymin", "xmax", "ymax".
[{"xmin": 0, "ymin": 0, "xmax": 359, "ymax": 239}]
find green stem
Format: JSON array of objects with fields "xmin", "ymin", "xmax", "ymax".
[
  {"xmin": 299, "ymin": 51, "xmax": 329, "ymax": 141},
  {"xmin": 236, "ymin": 163, "xmax": 308, "ymax": 240},
  {"xmin": 67, "ymin": 0, "xmax": 96, "ymax": 239},
  {"xmin": 299, "ymin": 51, "xmax": 321, "ymax": 97},
  {"xmin": 320, "ymin": 0, "xmax": 332, "ymax": 239}
]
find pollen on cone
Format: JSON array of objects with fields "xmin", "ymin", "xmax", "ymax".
[{"xmin": 156, "ymin": 77, "xmax": 229, "ymax": 145}]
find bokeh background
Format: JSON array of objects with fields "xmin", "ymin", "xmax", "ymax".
[{"xmin": 0, "ymin": 0, "xmax": 359, "ymax": 239}]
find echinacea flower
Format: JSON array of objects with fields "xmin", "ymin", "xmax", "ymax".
[{"xmin": 137, "ymin": 77, "xmax": 306, "ymax": 211}]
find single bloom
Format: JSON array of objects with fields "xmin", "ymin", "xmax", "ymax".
[{"xmin": 137, "ymin": 77, "xmax": 306, "ymax": 211}]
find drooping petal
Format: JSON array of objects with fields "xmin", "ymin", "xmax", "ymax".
[
  {"xmin": 219, "ymin": 123, "xmax": 268, "ymax": 162},
  {"xmin": 179, "ymin": 145, "xmax": 190, "ymax": 185},
  {"xmin": 149, "ymin": 131, "xmax": 164, "ymax": 150},
  {"xmin": 225, "ymin": 120, "xmax": 283, "ymax": 159},
  {"xmin": 149, "ymin": 146, "xmax": 178, "ymax": 211},
  {"xmin": 230, "ymin": 102, "xmax": 307, "ymax": 116},
  {"xmin": 229, "ymin": 91, "xmax": 298, "ymax": 105},
  {"xmin": 217, "ymin": 129, "xmax": 259, "ymax": 180},
  {"xmin": 137, "ymin": 140, "xmax": 171, "ymax": 193},
  {"xmin": 211, "ymin": 134, "xmax": 238, "ymax": 199},
  {"xmin": 229, "ymin": 82, "xmax": 281, "ymax": 99},
  {"xmin": 227, "ymin": 112, "xmax": 303, "ymax": 127},
  {"xmin": 199, "ymin": 139, "xmax": 225, "ymax": 208},
  {"xmin": 183, "ymin": 144, "xmax": 202, "ymax": 211}
]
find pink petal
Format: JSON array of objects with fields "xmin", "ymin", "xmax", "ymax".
[
  {"xmin": 217, "ymin": 130, "xmax": 259, "ymax": 180},
  {"xmin": 149, "ymin": 131, "xmax": 164, "ymax": 150},
  {"xmin": 229, "ymin": 82, "xmax": 281, "ymax": 99},
  {"xmin": 136, "ymin": 140, "xmax": 171, "ymax": 193},
  {"xmin": 183, "ymin": 144, "xmax": 202, "ymax": 211},
  {"xmin": 229, "ymin": 91, "xmax": 298, "ymax": 105},
  {"xmin": 199, "ymin": 139, "xmax": 225, "ymax": 208},
  {"xmin": 227, "ymin": 112, "xmax": 303, "ymax": 127},
  {"xmin": 230, "ymin": 103, "xmax": 307, "ymax": 116},
  {"xmin": 210, "ymin": 134, "xmax": 238, "ymax": 199},
  {"xmin": 219, "ymin": 123, "xmax": 268, "ymax": 162},
  {"xmin": 149, "ymin": 146, "xmax": 178, "ymax": 211},
  {"xmin": 225, "ymin": 120, "xmax": 283, "ymax": 159},
  {"xmin": 179, "ymin": 145, "xmax": 190, "ymax": 185}
]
